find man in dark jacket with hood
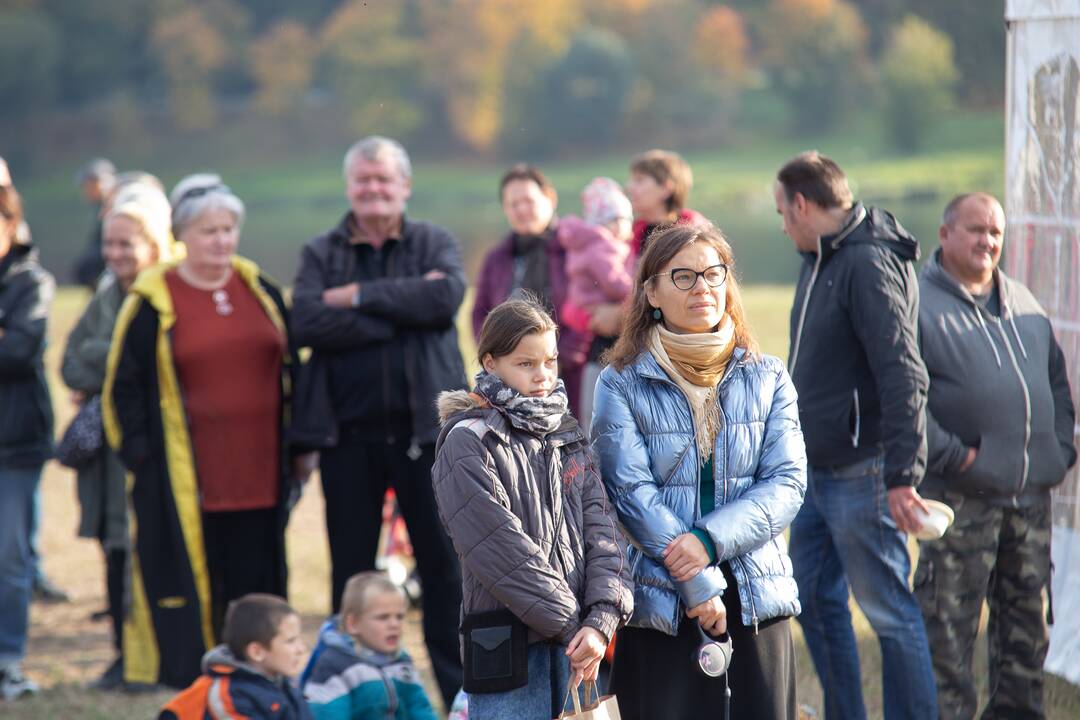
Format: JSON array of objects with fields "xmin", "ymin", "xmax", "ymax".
[
  {"xmin": 0, "ymin": 182, "xmax": 54, "ymax": 701},
  {"xmin": 291, "ymin": 136, "xmax": 466, "ymax": 708},
  {"xmin": 775, "ymin": 152, "xmax": 936, "ymax": 719},
  {"xmin": 914, "ymin": 193, "xmax": 1076, "ymax": 720}
]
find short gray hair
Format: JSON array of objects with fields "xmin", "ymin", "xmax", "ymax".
[
  {"xmin": 342, "ymin": 136, "xmax": 412, "ymax": 180},
  {"xmin": 169, "ymin": 173, "xmax": 246, "ymax": 238}
]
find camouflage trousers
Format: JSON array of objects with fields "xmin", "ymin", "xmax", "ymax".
[{"xmin": 914, "ymin": 490, "xmax": 1052, "ymax": 720}]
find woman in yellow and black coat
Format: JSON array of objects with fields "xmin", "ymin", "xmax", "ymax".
[{"xmin": 103, "ymin": 175, "xmax": 302, "ymax": 689}]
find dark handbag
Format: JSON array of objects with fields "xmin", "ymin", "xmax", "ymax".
[
  {"xmin": 56, "ymin": 395, "xmax": 104, "ymax": 469},
  {"xmin": 461, "ymin": 608, "xmax": 529, "ymax": 694}
]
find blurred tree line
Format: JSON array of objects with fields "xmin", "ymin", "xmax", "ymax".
[{"xmin": 0, "ymin": 0, "xmax": 1003, "ymax": 168}]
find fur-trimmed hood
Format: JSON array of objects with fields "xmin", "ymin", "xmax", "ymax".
[{"xmin": 436, "ymin": 389, "xmax": 486, "ymax": 425}]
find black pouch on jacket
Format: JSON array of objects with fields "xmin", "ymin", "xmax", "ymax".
[{"xmin": 461, "ymin": 608, "xmax": 528, "ymax": 693}]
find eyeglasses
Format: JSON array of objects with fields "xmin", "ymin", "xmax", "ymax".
[{"xmin": 653, "ymin": 263, "xmax": 728, "ymax": 291}]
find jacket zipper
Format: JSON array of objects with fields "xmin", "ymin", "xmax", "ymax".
[
  {"xmin": 391, "ymin": 242, "xmax": 424, "ymax": 460},
  {"xmin": 787, "ymin": 237, "xmax": 823, "ymax": 376},
  {"xmin": 851, "ymin": 388, "xmax": 861, "ymax": 448},
  {"xmin": 991, "ymin": 317, "xmax": 1032, "ymax": 496},
  {"xmin": 381, "ymin": 249, "xmax": 396, "ymax": 444},
  {"xmin": 788, "ymin": 205, "xmax": 867, "ymax": 377},
  {"xmin": 733, "ymin": 556, "xmax": 760, "ymax": 634},
  {"xmin": 381, "ymin": 665, "xmax": 398, "ymax": 719},
  {"xmin": 716, "ymin": 404, "xmax": 757, "ymax": 632},
  {"xmin": 652, "ymin": 360, "xmax": 758, "ymax": 630}
]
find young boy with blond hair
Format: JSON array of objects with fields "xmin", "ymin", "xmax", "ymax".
[
  {"xmin": 159, "ymin": 593, "xmax": 311, "ymax": 719},
  {"xmin": 302, "ymin": 572, "xmax": 437, "ymax": 720}
]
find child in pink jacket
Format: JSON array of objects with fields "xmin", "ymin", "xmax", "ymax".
[{"xmin": 557, "ymin": 177, "xmax": 635, "ymax": 334}]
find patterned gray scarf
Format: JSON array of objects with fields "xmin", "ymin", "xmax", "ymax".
[{"xmin": 473, "ymin": 371, "xmax": 569, "ymax": 437}]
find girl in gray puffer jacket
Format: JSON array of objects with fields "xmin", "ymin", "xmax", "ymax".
[{"xmin": 432, "ymin": 297, "xmax": 633, "ymax": 720}]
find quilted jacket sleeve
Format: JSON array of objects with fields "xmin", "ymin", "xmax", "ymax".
[
  {"xmin": 432, "ymin": 424, "xmax": 581, "ymax": 643},
  {"xmin": 577, "ymin": 452, "xmax": 634, "ymax": 642},
  {"xmin": 696, "ymin": 361, "xmax": 807, "ymax": 562}
]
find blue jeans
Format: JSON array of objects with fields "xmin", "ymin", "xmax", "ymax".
[
  {"xmin": 469, "ymin": 643, "xmax": 577, "ymax": 720},
  {"xmin": 30, "ymin": 483, "xmax": 44, "ymax": 584},
  {"xmin": 0, "ymin": 465, "xmax": 42, "ymax": 664},
  {"xmin": 790, "ymin": 454, "xmax": 937, "ymax": 720}
]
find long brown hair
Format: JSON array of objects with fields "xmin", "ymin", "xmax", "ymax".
[{"xmin": 606, "ymin": 223, "xmax": 758, "ymax": 370}]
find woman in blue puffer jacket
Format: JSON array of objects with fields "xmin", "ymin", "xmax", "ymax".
[{"xmin": 592, "ymin": 224, "xmax": 806, "ymax": 720}]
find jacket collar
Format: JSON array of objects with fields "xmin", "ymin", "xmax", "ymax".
[
  {"xmin": 330, "ymin": 212, "xmax": 414, "ymax": 247},
  {"xmin": 816, "ymin": 202, "xmax": 867, "ymax": 261},
  {"xmin": 128, "ymin": 256, "xmax": 280, "ymax": 332},
  {"xmin": 493, "ymin": 220, "xmax": 562, "ymax": 258},
  {"xmin": 922, "ymin": 247, "xmax": 1013, "ymax": 318},
  {"xmin": 633, "ymin": 344, "xmax": 748, "ymax": 389},
  {"xmin": 203, "ymin": 644, "xmax": 282, "ymax": 683},
  {"xmin": 316, "ymin": 617, "xmax": 405, "ymax": 668},
  {"xmin": 0, "ymin": 243, "xmax": 34, "ymax": 286},
  {"xmin": 435, "ymin": 389, "xmax": 585, "ymax": 452}
]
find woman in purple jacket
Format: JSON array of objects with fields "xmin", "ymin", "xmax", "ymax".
[{"xmin": 471, "ymin": 164, "xmax": 588, "ymax": 415}]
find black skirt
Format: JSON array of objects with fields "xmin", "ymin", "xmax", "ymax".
[{"xmin": 610, "ymin": 562, "xmax": 796, "ymax": 720}]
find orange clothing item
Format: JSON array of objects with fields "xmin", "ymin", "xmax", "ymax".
[{"xmin": 166, "ymin": 270, "xmax": 284, "ymax": 511}]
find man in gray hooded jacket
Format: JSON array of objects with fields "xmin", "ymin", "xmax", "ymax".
[{"xmin": 914, "ymin": 192, "xmax": 1076, "ymax": 720}]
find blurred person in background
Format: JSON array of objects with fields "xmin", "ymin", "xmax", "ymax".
[
  {"xmin": 0, "ymin": 156, "xmax": 68, "ymax": 605},
  {"xmin": 578, "ymin": 150, "xmax": 707, "ymax": 431},
  {"xmin": 471, "ymin": 163, "xmax": 589, "ymax": 415},
  {"xmin": 104, "ymin": 174, "xmax": 301, "ymax": 689},
  {"xmin": 61, "ymin": 180, "xmax": 174, "ymax": 690},
  {"xmin": 72, "ymin": 158, "xmax": 117, "ymax": 288},
  {"xmin": 556, "ymin": 177, "xmax": 635, "ymax": 429},
  {"xmin": 291, "ymin": 136, "xmax": 466, "ymax": 709},
  {"xmin": 0, "ymin": 158, "xmax": 30, "ymax": 244},
  {"xmin": 0, "ymin": 180, "xmax": 55, "ymax": 701}
]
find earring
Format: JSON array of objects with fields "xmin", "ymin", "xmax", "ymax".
[{"xmin": 652, "ymin": 308, "xmax": 662, "ymax": 321}]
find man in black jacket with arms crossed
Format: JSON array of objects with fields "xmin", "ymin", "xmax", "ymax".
[{"xmin": 291, "ymin": 136, "xmax": 466, "ymax": 709}]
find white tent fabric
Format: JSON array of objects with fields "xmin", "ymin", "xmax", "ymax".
[{"xmin": 1004, "ymin": 0, "xmax": 1080, "ymax": 685}]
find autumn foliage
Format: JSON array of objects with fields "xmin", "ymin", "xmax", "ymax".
[{"xmin": 0, "ymin": 0, "xmax": 969, "ymax": 155}]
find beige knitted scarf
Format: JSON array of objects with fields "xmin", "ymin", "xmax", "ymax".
[{"xmin": 647, "ymin": 315, "xmax": 736, "ymax": 464}]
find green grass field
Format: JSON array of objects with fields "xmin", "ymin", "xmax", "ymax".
[
  {"xmin": 9, "ymin": 285, "xmax": 1080, "ymax": 719},
  {"xmin": 18, "ymin": 109, "xmax": 1004, "ymax": 290}
]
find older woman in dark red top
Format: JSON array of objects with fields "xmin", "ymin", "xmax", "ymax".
[{"xmin": 104, "ymin": 174, "xmax": 305, "ymax": 689}]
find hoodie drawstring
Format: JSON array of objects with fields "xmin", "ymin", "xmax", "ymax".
[
  {"xmin": 975, "ymin": 311, "xmax": 1003, "ymax": 368},
  {"xmin": 1007, "ymin": 313, "xmax": 1029, "ymax": 360}
]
